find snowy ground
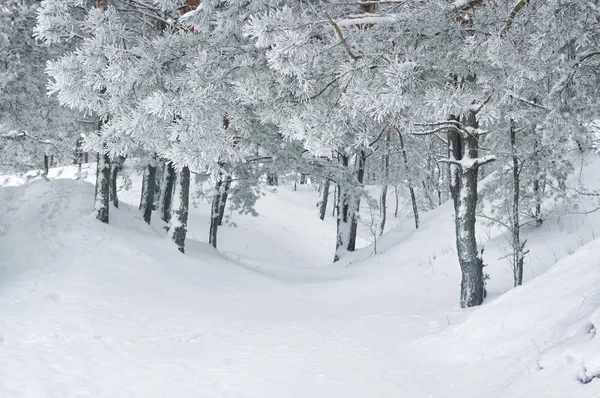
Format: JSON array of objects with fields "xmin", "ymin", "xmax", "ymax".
[{"xmin": 0, "ymin": 155, "xmax": 599, "ymax": 397}]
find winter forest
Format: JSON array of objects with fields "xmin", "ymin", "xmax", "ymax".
[{"xmin": 1, "ymin": 0, "xmax": 600, "ymax": 396}]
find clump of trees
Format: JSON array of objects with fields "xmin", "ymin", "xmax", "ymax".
[{"xmin": 15, "ymin": 0, "xmax": 597, "ymax": 307}]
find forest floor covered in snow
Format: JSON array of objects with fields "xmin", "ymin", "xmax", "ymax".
[{"xmin": 0, "ymin": 155, "xmax": 600, "ymax": 397}]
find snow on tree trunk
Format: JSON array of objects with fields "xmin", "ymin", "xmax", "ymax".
[
  {"xmin": 110, "ymin": 156, "xmax": 125, "ymax": 209},
  {"xmin": 318, "ymin": 178, "xmax": 331, "ymax": 221},
  {"xmin": 334, "ymin": 150, "xmax": 365, "ymax": 262},
  {"xmin": 510, "ymin": 120, "xmax": 525, "ymax": 287},
  {"xmin": 160, "ymin": 161, "xmax": 176, "ymax": 224},
  {"xmin": 152, "ymin": 160, "xmax": 164, "ymax": 211},
  {"xmin": 94, "ymin": 150, "xmax": 111, "ymax": 224},
  {"xmin": 216, "ymin": 175, "xmax": 232, "ymax": 227},
  {"xmin": 170, "ymin": 166, "xmax": 190, "ymax": 253},
  {"xmin": 532, "ymin": 137, "xmax": 544, "ymax": 227},
  {"xmin": 75, "ymin": 137, "xmax": 84, "ymax": 180},
  {"xmin": 448, "ymin": 111, "xmax": 492, "ymax": 308},
  {"xmin": 139, "ymin": 156, "xmax": 157, "ymax": 224}
]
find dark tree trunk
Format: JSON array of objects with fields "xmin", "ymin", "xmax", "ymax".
[
  {"xmin": 451, "ymin": 111, "xmax": 490, "ymax": 308},
  {"xmin": 94, "ymin": 149, "xmax": 111, "ymax": 224},
  {"xmin": 331, "ymin": 183, "xmax": 337, "ymax": 217},
  {"xmin": 266, "ymin": 172, "xmax": 278, "ymax": 186},
  {"xmin": 334, "ymin": 150, "xmax": 366, "ymax": 262},
  {"xmin": 379, "ymin": 131, "xmax": 390, "ymax": 236},
  {"xmin": 348, "ymin": 150, "xmax": 366, "ymax": 252},
  {"xmin": 532, "ymin": 137, "xmax": 543, "ymax": 227},
  {"xmin": 75, "ymin": 137, "xmax": 84, "ymax": 179},
  {"xmin": 510, "ymin": 120, "xmax": 525, "ymax": 286},
  {"xmin": 160, "ymin": 162, "xmax": 176, "ymax": 223},
  {"xmin": 394, "ymin": 185, "xmax": 399, "ymax": 217},
  {"xmin": 318, "ymin": 178, "xmax": 331, "ymax": 220},
  {"xmin": 209, "ymin": 174, "xmax": 233, "ymax": 248},
  {"xmin": 397, "ymin": 128, "xmax": 419, "ymax": 229},
  {"xmin": 44, "ymin": 154, "xmax": 50, "ymax": 177},
  {"xmin": 170, "ymin": 166, "xmax": 190, "ymax": 253},
  {"xmin": 139, "ymin": 156, "xmax": 157, "ymax": 224},
  {"xmin": 300, "ymin": 174, "xmax": 308, "ymax": 184},
  {"xmin": 110, "ymin": 156, "xmax": 126, "ymax": 209}
]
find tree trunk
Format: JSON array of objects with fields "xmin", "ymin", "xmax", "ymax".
[
  {"xmin": 510, "ymin": 120, "xmax": 524, "ymax": 287},
  {"xmin": 110, "ymin": 156, "xmax": 125, "ymax": 209},
  {"xmin": 331, "ymin": 183, "xmax": 337, "ymax": 217},
  {"xmin": 44, "ymin": 154, "xmax": 50, "ymax": 177},
  {"xmin": 451, "ymin": 112, "xmax": 487, "ymax": 308},
  {"xmin": 153, "ymin": 160, "xmax": 164, "ymax": 211},
  {"xmin": 139, "ymin": 156, "xmax": 157, "ymax": 224},
  {"xmin": 532, "ymin": 137, "xmax": 543, "ymax": 227},
  {"xmin": 318, "ymin": 178, "xmax": 331, "ymax": 220},
  {"xmin": 379, "ymin": 131, "xmax": 390, "ymax": 236},
  {"xmin": 394, "ymin": 185, "xmax": 399, "ymax": 217},
  {"xmin": 160, "ymin": 161, "xmax": 176, "ymax": 223},
  {"xmin": 170, "ymin": 166, "xmax": 190, "ymax": 253},
  {"xmin": 94, "ymin": 149, "xmax": 110, "ymax": 224},
  {"xmin": 334, "ymin": 150, "xmax": 365, "ymax": 262},
  {"xmin": 397, "ymin": 128, "xmax": 419, "ymax": 229},
  {"xmin": 300, "ymin": 174, "xmax": 308, "ymax": 184},
  {"xmin": 209, "ymin": 174, "xmax": 233, "ymax": 249},
  {"xmin": 266, "ymin": 171, "xmax": 278, "ymax": 186},
  {"xmin": 75, "ymin": 137, "xmax": 84, "ymax": 179}
]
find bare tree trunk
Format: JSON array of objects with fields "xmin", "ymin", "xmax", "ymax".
[
  {"xmin": 217, "ymin": 175, "xmax": 232, "ymax": 226},
  {"xmin": 394, "ymin": 185, "xmax": 399, "ymax": 217},
  {"xmin": 170, "ymin": 166, "xmax": 190, "ymax": 253},
  {"xmin": 300, "ymin": 174, "xmax": 308, "ymax": 184},
  {"xmin": 160, "ymin": 161, "xmax": 176, "ymax": 223},
  {"xmin": 43, "ymin": 154, "xmax": 50, "ymax": 177},
  {"xmin": 75, "ymin": 137, "xmax": 84, "ymax": 179},
  {"xmin": 532, "ymin": 137, "xmax": 544, "ymax": 227},
  {"xmin": 510, "ymin": 120, "xmax": 525, "ymax": 286},
  {"xmin": 139, "ymin": 155, "xmax": 157, "ymax": 224},
  {"xmin": 266, "ymin": 171, "xmax": 278, "ymax": 186},
  {"xmin": 396, "ymin": 128, "xmax": 419, "ymax": 229},
  {"xmin": 94, "ymin": 149, "xmax": 111, "ymax": 224},
  {"xmin": 153, "ymin": 160, "xmax": 164, "ymax": 211},
  {"xmin": 109, "ymin": 156, "xmax": 126, "ymax": 209},
  {"xmin": 379, "ymin": 131, "xmax": 390, "ymax": 236},
  {"xmin": 331, "ymin": 183, "xmax": 337, "ymax": 217},
  {"xmin": 318, "ymin": 178, "xmax": 331, "ymax": 220},
  {"xmin": 209, "ymin": 173, "xmax": 233, "ymax": 248},
  {"xmin": 450, "ymin": 112, "xmax": 491, "ymax": 308},
  {"xmin": 347, "ymin": 150, "xmax": 366, "ymax": 251}
]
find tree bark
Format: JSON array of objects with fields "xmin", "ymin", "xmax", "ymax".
[
  {"xmin": 170, "ymin": 166, "xmax": 190, "ymax": 253},
  {"xmin": 451, "ymin": 111, "xmax": 487, "ymax": 308},
  {"xmin": 510, "ymin": 120, "xmax": 524, "ymax": 286},
  {"xmin": 75, "ymin": 137, "xmax": 84, "ymax": 179},
  {"xmin": 109, "ymin": 156, "xmax": 125, "ymax": 209},
  {"xmin": 397, "ymin": 128, "xmax": 419, "ymax": 229},
  {"xmin": 160, "ymin": 161, "xmax": 176, "ymax": 223},
  {"xmin": 379, "ymin": 131, "xmax": 390, "ymax": 236},
  {"xmin": 94, "ymin": 149, "xmax": 111, "ymax": 223},
  {"xmin": 334, "ymin": 150, "xmax": 365, "ymax": 262},
  {"xmin": 139, "ymin": 155, "xmax": 157, "ymax": 224},
  {"xmin": 209, "ymin": 173, "xmax": 233, "ymax": 248},
  {"xmin": 318, "ymin": 178, "xmax": 331, "ymax": 220},
  {"xmin": 266, "ymin": 171, "xmax": 278, "ymax": 186},
  {"xmin": 532, "ymin": 137, "xmax": 543, "ymax": 227}
]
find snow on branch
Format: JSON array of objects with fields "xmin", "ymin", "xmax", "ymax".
[
  {"xmin": 502, "ymin": 0, "xmax": 529, "ymax": 34},
  {"xmin": 1, "ymin": 130, "xmax": 59, "ymax": 150},
  {"xmin": 438, "ymin": 155, "xmax": 496, "ymax": 170}
]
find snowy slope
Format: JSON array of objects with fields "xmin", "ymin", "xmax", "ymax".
[{"xmin": 0, "ymin": 153, "xmax": 599, "ymax": 397}]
